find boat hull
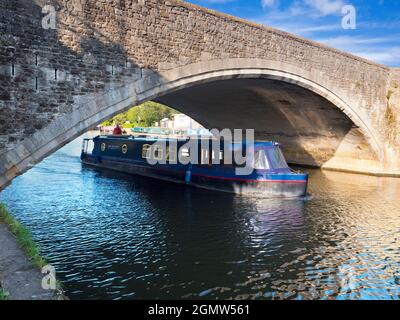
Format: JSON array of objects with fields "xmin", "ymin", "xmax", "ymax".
[{"xmin": 82, "ymin": 154, "xmax": 308, "ymax": 198}]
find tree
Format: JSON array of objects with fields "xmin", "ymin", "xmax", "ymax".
[{"xmin": 101, "ymin": 101, "xmax": 178, "ymax": 127}]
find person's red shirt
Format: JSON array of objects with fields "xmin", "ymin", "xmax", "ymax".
[{"xmin": 113, "ymin": 126, "xmax": 123, "ymax": 135}]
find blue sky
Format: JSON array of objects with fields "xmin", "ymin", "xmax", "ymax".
[{"xmin": 187, "ymin": 0, "xmax": 400, "ymax": 67}]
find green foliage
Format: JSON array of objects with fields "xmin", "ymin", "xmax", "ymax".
[
  {"xmin": 0, "ymin": 204, "xmax": 47, "ymax": 269},
  {"xmin": 101, "ymin": 101, "xmax": 178, "ymax": 127},
  {"xmin": 0, "ymin": 287, "xmax": 9, "ymax": 300}
]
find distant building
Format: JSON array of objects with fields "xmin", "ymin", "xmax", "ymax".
[
  {"xmin": 160, "ymin": 114, "xmax": 204, "ymax": 130},
  {"xmin": 160, "ymin": 118, "xmax": 173, "ymax": 129}
]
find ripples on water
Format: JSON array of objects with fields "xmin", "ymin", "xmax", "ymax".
[{"xmin": 1, "ymin": 134, "xmax": 400, "ymax": 300}]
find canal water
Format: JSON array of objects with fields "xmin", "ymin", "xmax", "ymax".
[{"xmin": 1, "ymin": 133, "xmax": 400, "ymax": 300}]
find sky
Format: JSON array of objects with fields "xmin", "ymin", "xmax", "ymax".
[{"xmin": 187, "ymin": 0, "xmax": 400, "ymax": 67}]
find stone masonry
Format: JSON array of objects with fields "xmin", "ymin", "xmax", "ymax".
[{"xmin": 0, "ymin": 0, "xmax": 399, "ymax": 190}]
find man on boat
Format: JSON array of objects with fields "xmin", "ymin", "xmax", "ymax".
[{"xmin": 113, "ymin": 124, "xmax": 123, "ymax": 135}]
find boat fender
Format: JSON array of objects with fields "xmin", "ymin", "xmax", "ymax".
[{"xmin": 185, "ymin": 164, "xmax": 192, "ymax": 185}]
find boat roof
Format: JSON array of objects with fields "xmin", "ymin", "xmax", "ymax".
[{"xmin": 93, "ymin": 135, "xmax": 280, "ymax": 147}]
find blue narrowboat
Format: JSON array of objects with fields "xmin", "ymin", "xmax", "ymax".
[{"xmin": 81, "ymin": 135, "xmax": 308, "ymax": 198}]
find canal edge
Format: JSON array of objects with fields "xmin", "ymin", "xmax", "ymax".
[{"xmin": 0, "ymin": 203, "xmax": 67, "ymax": 300}]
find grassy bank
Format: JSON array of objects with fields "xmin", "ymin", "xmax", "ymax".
[
  {"xmin": 0, "ymin": 204, "xmax": 47, "ymax": 269},
  {"xmin": 0, "ymin": 204, "xmax": 66, "ymax": 300}
]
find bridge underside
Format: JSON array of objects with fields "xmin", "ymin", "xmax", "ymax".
[{"xmin": 155, "ymin": 78, "xmax": 378, "ymax": 171}]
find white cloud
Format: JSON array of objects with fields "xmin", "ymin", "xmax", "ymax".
[
  {"xmin": 261, "ymin": 0, "xmax": 278, "ymax": 8},
  {"xmin": 353, "ymin": 47, "xmax": 400, "ymax": 66},
  {"xmin": 198, "ymin": 0, "xmax": 235, "ymax": 4},
  {"xmin": 246, "ymin": 1, "xmax": 400, "ymax": 66},
  {"xmin": 303, "ymin": 0, "xmax": 346, "ymax": 16},
  {"xmin": 297, "ymin": 24, "xmax": 342, "ymax": 33},
  {"xmin": 255, "ymin": 0, "xmax": 349, "ymax": 28},
  {"xmin": 316, "ymin": 35, "xmax": 400, "ymax": 47},
  {"xmin": 314, "ymin": 35, "xmax": 400, "ymax": 66}
]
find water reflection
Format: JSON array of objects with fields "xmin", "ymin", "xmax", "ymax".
[{"xmin": 0, "ymin": 134, "xmax": 399, "ymax": 300}]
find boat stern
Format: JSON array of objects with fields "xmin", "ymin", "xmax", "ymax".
[{"xmin": 246, "ymin": 171, "xmax": 309, "ymax": 198}]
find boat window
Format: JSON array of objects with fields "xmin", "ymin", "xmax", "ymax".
[
  {"xmin": 142, "ymin": 144, "xmax": 151, "ymax": 159},
  {"xmin": 178, "ymin": 147, "xmax": 191, "ymax": 164},
  {"xmin": 201, "ymin": 149, "xmax": 209, "ymax": 165},
  {"xmin": 266, "ymin": 147, "xmax": 288, "ymax": 169},
  {"xmin": 181, "ymin": 148, "xmax": 190, "ymax": 157},
  {"xmin": 210, "ymin": 150, "xmax": 223, "ymax": 164},
  {"xmin": 167, "ymin": 146, "xmax": 176, "ymax": 162},
  {"xmin": 254, "ymin": 150, "xmax": 270, "ymax": 170},
  {"xmin": 153, "ymin": 145, "xmax": 163, "ymax": 161}
]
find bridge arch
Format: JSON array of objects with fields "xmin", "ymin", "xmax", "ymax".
[{"xmin": 0, "ymin": 58, "xmax": 383, "ymax": 190}]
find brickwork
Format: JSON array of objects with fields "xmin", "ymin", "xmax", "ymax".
[{"xmin": 0, "ymin": 0, "xmax": 399, "ymax": 189}]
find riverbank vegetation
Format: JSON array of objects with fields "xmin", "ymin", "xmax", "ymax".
[
  {"xmin": 0, "ymin": 204, "xmax": 47, "ymax": 269},
  {"xmin": 101, "ymin": 101, "xmax": 178, "ymax": 128},
  {"xmin": 0, "ymin": 286, "xmax": 9, "ymax": 300},
  {"xmin": 0, "ymin": 204, "xmax": 67, "ymax": 300}
]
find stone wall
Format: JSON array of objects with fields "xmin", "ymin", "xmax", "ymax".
[
  {"xmin": 385, "ymin": 69, "xmax": 400, "ymax": 168},
  {"xmin": 0, "ymin": 0, "xmax": 399, "ymax": 189}
]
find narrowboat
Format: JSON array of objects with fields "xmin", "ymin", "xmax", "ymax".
[{"xmin": 81, "ymin": 135, "xmax": 309, "ymax": 198}]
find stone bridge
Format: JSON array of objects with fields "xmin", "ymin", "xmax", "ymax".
[{"xmin": 1, "ymin": 0, "xmax": 400, "ymax": 190}]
